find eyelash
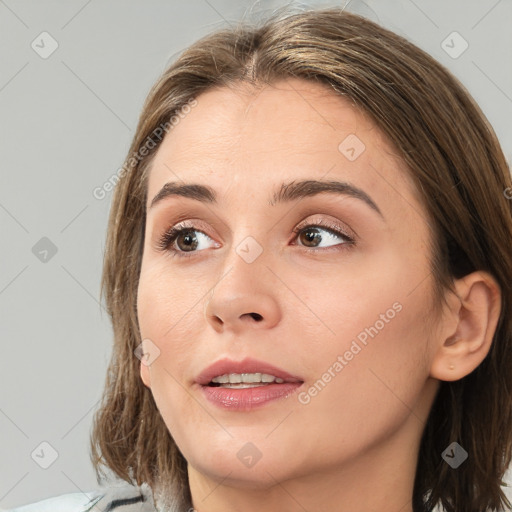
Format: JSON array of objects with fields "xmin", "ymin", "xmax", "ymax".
[{"xmin": 155, "ymin": 219, "xmax": 356, "ymax": 259}]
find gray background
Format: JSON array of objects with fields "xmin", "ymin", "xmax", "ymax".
[{"xmin": 0, "ymin": 0, "xmax": 511, "ymax": 508}]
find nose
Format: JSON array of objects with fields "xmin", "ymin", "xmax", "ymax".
[{"xmin": 203, "ymin": 253, "xmax": 282, "ymax": 334}]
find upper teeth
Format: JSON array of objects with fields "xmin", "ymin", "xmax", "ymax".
[{"xmin": 211, "ymin": 373, "xmax": 285, "ymax": 384}]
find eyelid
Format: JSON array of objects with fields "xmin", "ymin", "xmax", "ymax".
[
  {"xmin": 154, "ymin": 219, "xmax": 215, "ymax": 253},
  {"xmin": 154, "ymin": 214, "xmax": 358, "ymax": 257},
  {"xmin": 292, "ymin": 216, "xmax": 357, "ymax": 241}
]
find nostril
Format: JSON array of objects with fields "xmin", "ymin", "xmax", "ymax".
[{"xmin": 249, "ymin": 313, "xmax": 263, "ymax": 321}]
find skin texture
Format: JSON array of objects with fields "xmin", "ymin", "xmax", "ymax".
[{"xmin": 136, "ymin": 79, "xmax": 501, "ymax": 512}]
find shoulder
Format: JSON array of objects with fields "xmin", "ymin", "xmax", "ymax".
[
  {"xmin": 4, "ymin": 490, "xmax": 103, "ymax": 512},
  {"xmin": 5, "ymin": 482, "xmax": 158, "ymax": 512}
]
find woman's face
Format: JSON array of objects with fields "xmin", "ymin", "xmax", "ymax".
[{"xmin": 137, "ymin": 78, "xmax": 441, "ymax": 489}]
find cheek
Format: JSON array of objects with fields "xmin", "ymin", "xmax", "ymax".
[
  {"xmin": 137, "ymin": 261, "xmax": 204, "ymax": 343},
  {"xmin": 136, "ymin": 262, "xmax": 203, "ymax": 428},
  {"xmin": 300, "ymin": 278, "xmax": 434, "ymax": 429},
  {"xmin": 283, "ymin": 251, "xmax": 424, "ymax": 350},
  {"xmin": 292, "ymin": 249, "xmax": 434, "ymax": 413},
  {"xmin": 288, "ymin": 301, "xmax": 432, "ymax": 477}
]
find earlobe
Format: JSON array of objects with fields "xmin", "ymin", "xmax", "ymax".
[
  {"xmin": 140, "ymin": 358, "xmax": 151, "ymax": 388},
  {"xmin": 429, "ymin": 271, "xmax": 501, "ymax": 382}
]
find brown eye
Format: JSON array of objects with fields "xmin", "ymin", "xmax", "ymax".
[
  {"xmin": 298, "ymin": 227, "xmax": 323, "ymax": 247},
  {"xmin": 294, "ymin": 225, "xmax": 354, "ymax": 249},
  {"xmin": 174, "ymin": 229, "xmax": 199, "ymax": 252},
  {"xmin": 157, "ymin": 225, "xmax": 218, "ymax": 256}
]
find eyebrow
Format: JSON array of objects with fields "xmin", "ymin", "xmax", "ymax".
[{"xmin": 149, "ymin": 179, "xmax": 383, "ymax": 218}]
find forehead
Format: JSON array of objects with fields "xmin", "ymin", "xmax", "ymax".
[
  {"xmin": 151, "ymin": 79, "xmax": 377, "ymax": 168},
  {"xmin": 146, "ymin": 78, "xmax": 421, "ymax": 219}
]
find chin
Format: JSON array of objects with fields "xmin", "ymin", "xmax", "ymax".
[{"xmin": 190, "ymin": 455, "xmax": 292, "ymax": 490}]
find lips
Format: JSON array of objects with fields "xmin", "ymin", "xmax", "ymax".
[{"xmin": 195, "ymin": 357, "xmax": 303, "ymax": 386}]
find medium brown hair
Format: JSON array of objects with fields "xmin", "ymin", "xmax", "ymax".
[{"xmin": 90, "ymin": 7, "xmax": 512, "ymax": 512}]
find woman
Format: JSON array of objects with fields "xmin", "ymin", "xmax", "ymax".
[{"xmin": 9, "ymin": 7, "xmax": 512, "ymax": 512}]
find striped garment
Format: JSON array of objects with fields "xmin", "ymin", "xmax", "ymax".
[{"xmin": 4, "ymin": 482, "xmax": 173, "ymax": 512}]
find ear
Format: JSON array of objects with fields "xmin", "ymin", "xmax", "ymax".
[
  {"xmin": 430, "ymin": 271, "xmax": 501, "ymax": 381},
  {"xmin": 137, "ymin": 338, "xmax": 161, "ymax": 388},
  {"xmin": 140, "ymin": 358, "xmax": 151, "ymax": 388}
]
